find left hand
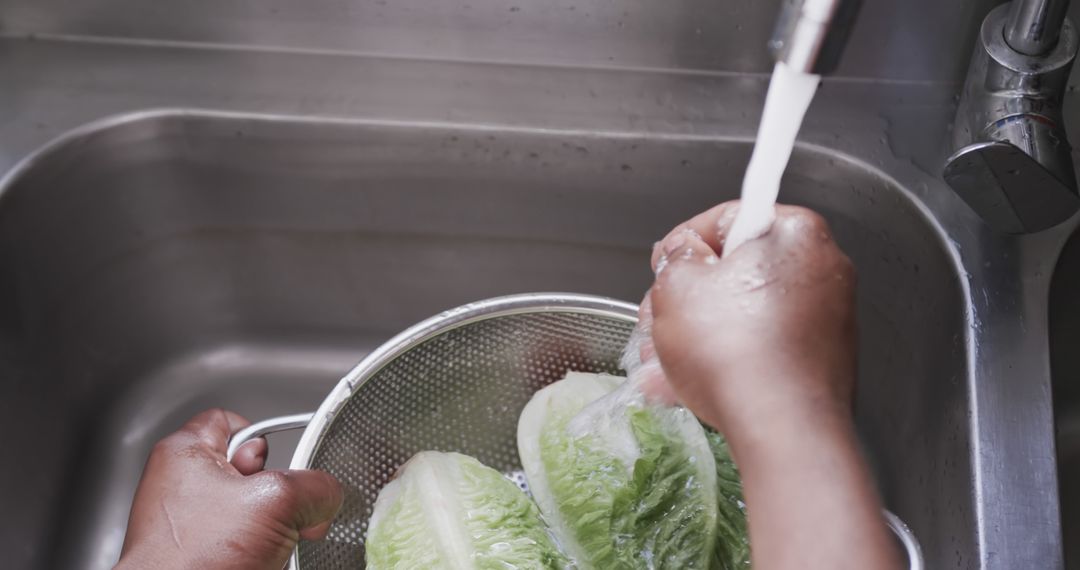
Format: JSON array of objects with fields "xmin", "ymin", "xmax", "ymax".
[{"xmin": 115, "ymin": 409, "xmax": 344, "ymax": 570}]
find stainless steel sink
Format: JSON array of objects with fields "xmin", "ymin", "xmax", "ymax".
[
  {"xmin": 6, "ymin": 0, "xmax": 1080, "ymax": 565},
  {"xmin": 1050, "ymin": 230, "xmax": 1080, "ymax": 569},
  {"xmin": 0, "ymin": 111, "xmax": 974, "ymax": 568}
]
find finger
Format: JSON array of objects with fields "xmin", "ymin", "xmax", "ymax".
[
  {"xmin": 179, "ymin": 409, "xmax": 253, "ymax": 457},
  {"xmin": 770, "ymin": 204, "xmax": 835, "ymax": 243},
  {"xmin": 650, "ymin": 243, "xmax": 715, "ymax": 323},
  {"xmin": 639, "ymin": 337, "xmax": 657, "ymax": 363},
  {"xmin": 651, "ymin": 202, "xmax": 833, "ymax": 268},
  {"xmin": 258, "ymin": 469, "xmax": 344, "ymax": 534},
  {"xmin": 656, "ymin": 229, "xmax": 717, "ymax": 276},
  {"xmin": 653, "ymin": 230, "xmax": 716, "ymax": 285},
  {"xmin": 231, "ymin": 438, "xmax": 268, "ymax": 476},
  {"xmin": 652, "ymin": 228, "xmax": 708, "ymax": 274},
  {"xmin": 651, "ymin": 201, "xmax": 741, "ymax": 270},
  {"xmin": 299, "ymin": 520, "xmax": 334, "ymax": 541}
]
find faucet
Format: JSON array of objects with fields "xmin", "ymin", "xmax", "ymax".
[
  {"xmin": 769, "ymin": 0, "xmax": 863, "ymax": 74},
  {"xmin": 944, "ymin": 0, "xmax": 1080, "ymax": 234}
]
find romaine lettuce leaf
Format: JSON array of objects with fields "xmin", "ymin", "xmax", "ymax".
[
  {"xmin": 705, "ymin": 430, "xmax": 751, "ymax": 569},
  {"xmin": 518, "ymin": 372, "xmax": 720, "ymax": 568},
  {"xmin": 365, "ymin": 451, "xmax": 569, "ymax": 569}
]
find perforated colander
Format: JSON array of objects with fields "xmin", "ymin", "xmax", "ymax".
[{"xmin": 227, "ymin": 292, "xmax": 923, "ymax": 570}]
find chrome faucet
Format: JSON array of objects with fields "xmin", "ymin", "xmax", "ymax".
[
  {"xmin": 769, "ymin": 0, "xmax": 863, "ymax": 74},
  {"xmin": 944, "ymin": 0, "xmax": 1080, "ymax": 234}
]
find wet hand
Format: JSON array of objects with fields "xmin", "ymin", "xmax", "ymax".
[
  {"xmin": 639, "ymin": 201, "xmax": 857, "ymax": 439},
  {"xmin": 115, "ymin": 409, "xmax": 344, "ymax": 570}
]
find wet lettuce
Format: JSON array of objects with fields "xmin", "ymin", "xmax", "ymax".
[
  {"xmin": 517, "ymin": 372, "xmax": 721, "ymax": 568},
  {"xmin": 705, "ymin": 430, "xmax": 751, "ymax": 569},
  {"xmin": 365, "ymin": 451, "xmax": 569, "ymax": 569}
]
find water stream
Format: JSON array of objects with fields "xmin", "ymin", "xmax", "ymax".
[{"xmin": 723, "ymin": 61, "xmax": 822, "ymax": 256}]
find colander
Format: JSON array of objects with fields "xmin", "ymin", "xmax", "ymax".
[{"xmin": 226, "ymin": 292, "xmax": 923, "ymax": 570}]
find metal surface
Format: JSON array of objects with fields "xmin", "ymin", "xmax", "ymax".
[
  {"xmin": 293, "ymin": 294, "xmax": 638, "ymax": 568},
  {"xmin": 769, "ymin": 0, "xmax": 862, "ymax": 74},
  {"xmin": 945, "ymin": 2, "xmax": 1080, "ymax": 234},
  {"xmin": 0, "ymin": 110, "xmax": 979, "ymax": 569},
  {"xmin": 0, "ymin": 1, "xmax": 1076, "ymax": 567},
  {"xmin": 884, "ymin": 510, "xmax": 925, "ymax": 570},
  {"xmin": 1049, "ymin": 229, "xmax": 1080, "ymax": 570},
  {"xmin": 1006, "ymin": 0, "xmax": 1072, "ymax": 55},
  {"xmin": 0, "ymin": 0, "xmax": 1003, "ymax": 81}
]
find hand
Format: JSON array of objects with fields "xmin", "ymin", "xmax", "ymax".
[
  {"xmin": 636, "ymin": 202, "xmax": 900, "ymax": 570},
  {"xmin": 641, "ymin": 201, "xmax": 857, "ymax": 440},
  {"xmin": 115, "ymin": 409, "xmax": 344, "ymax": 570}
]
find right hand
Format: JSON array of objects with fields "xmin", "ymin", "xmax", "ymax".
[{"xmin": 640, "ymin": 201, "xmax": 857, "ymax": 440}]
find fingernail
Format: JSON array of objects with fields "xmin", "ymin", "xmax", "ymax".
[{"xmin": 662, "ymin": 232, "xmax": 688, "ymax": 256}]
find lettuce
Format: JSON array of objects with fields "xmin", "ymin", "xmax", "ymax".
[
  {"xmin": 365, "ymin": 451, "xmax": 569, "ymax": 569},
  {"xmin": 517, "ymin": 372, "xmax": 720, "ymax": 568},
  {"xmin": 705, "ymin": 431, "xmax": 751, "ymax": 569}
]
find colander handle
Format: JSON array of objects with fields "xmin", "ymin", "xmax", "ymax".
[
  {"xmin": 226, "ymin": 412, "xmax": 315, "ymax": 462},
  {"xmin": 884, "ymin": 509, "xmax": 924, "ymax": 570}
]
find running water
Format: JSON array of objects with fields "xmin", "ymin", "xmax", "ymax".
[
  {"xmin": 723, "ymin": 61, "xmax": 822, "ymax": 257},
  {"xmin": 589, "ymin": 62, "xmax": 824, "ymax": 428}
]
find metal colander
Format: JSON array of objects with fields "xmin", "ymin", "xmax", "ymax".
[
  {"xmin": 229, "ymin": 293, "xmax": 638, "ymax": 569},
  {"xmin": 227, "ymin": 292, "xmax": 923, "ymax": 570}
]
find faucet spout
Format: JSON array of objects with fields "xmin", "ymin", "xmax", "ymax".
[
  {"xmin": 769, "ymin": 0, "xmax": 863, "ymax": 75},
  {"xmin": 1006, "ymin": 0, "xmax": 1071, "ymax": 55},
  {"xmin": 944, "ymin": 0, "xmax": 1080, "ymax": 234}
]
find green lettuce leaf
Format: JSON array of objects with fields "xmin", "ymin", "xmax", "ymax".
[
  {"xmin": 705, "ymin": 430, "xmax": 751, "ymax": 569},
  {"xmin": 365, "ymin": 451, "xmax": 569, "ymax": 569},
  {"xmin": 518, "ymin": 372, "xmax": 720, "ymax": 568}
]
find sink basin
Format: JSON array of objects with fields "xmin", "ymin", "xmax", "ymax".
[
  {"xmin": 0, "ymin": 111, "xmax": 973, "ymax": 568},
  {"xmin": 1050, "ymin": 232, "xmax": 1080, "ymax": 569}
]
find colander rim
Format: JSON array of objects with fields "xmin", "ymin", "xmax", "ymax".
[{"xmin": 288, "ymin": 292, "xmax": 639, "ymax": 473}]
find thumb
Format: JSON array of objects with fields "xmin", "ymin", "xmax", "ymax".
[{"xmin": 256, "ymin": 469, "xmax": 344, "ymax": 540}]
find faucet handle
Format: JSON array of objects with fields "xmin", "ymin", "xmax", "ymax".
[
  {"xmin": 945, "ymin": 3, "xmax": 1080, "ymax": 234},
  {"xmin": 944, "ymin": 139, "xmax": 1080, "ymax": 234}
]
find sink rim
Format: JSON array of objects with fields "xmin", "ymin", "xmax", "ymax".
[{"xmin": 0, "ymin": 105, "xmax": 963, "ymax": 253}]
